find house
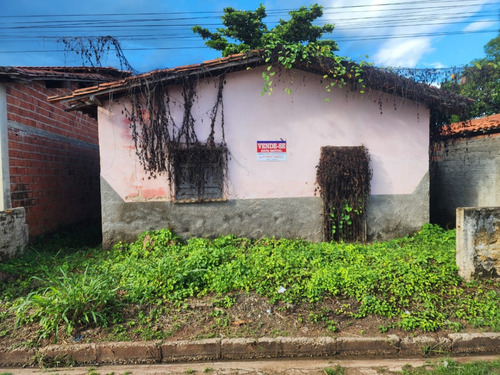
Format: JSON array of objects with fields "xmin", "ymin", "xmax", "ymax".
[
  {"xmin": 50, "ymin": 53, "xmax": 470, "ymax": 248},
  {"xmin": 0, "ymin": 66, "xmax": 130, "ymax": 253},
  {"xmin": 431, "ymin": 113, "xmax": 500, "ymax": 228}
]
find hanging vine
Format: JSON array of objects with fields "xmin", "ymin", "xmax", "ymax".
[
  {"xmin": 123, "ymin": 74, "xmax": 228, "ymax": 200},
  {"xmin": 316, "ymin": 146, "xmax": 372, "ymax": 243},
  {"xmin": 59, "ymin": 36, "xmax": 135, "ymax": 72}
]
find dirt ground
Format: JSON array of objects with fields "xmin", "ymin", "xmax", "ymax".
[
  {"xmin": 0, "ymin": 292, "xmax": 481, "ymax": 350},
  {"xmin": 2, "ymin": 356, "xmax": 500, "ymax": 375}
]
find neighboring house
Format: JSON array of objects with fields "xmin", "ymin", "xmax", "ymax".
[
  {"xmin": 50, "ymin": 53, "xmax": 470, "ymax": 249},
  {"xmin": 431, "ymin": 113, "xmax": 500, "ymax": 228},
  {"xmin": 0, "ymin": 66, "xmax": 130, "ymax": 239}
]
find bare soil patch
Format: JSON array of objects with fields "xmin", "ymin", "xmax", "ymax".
[{"xmin": 0, "ymin": 292, "xmax": 480, "ymax": 349}]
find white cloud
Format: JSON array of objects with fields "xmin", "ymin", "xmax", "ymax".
[
  {"xmin": 373, "ymin": 38, "xmax": 432, "ymax": 67},
  {"xmin": 324, "ymin": 0, "xmax": 492, "ymax": 67},
  {"xmin": 464, "ymin": 20, "xmax": 496, "ymax": 32}
]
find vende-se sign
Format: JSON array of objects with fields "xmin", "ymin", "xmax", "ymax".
[{"xmin": 257, "ymin": 140, "xmax": 287, "ymax": 161}]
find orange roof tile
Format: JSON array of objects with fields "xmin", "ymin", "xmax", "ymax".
[
  {"xmin": 48, "ymin": 52, "xmax": 264, "ymax": 104},
  {"xmin": 48, "ymin": 51, "xmax": 472, "ymax": 116},
  {"xmin": 443, "ymin": 113, "xmax": 500, "ymax": 136},
  {"xmin": 0, "ymin": 66, "xmax": 131, "ymax": 82}
]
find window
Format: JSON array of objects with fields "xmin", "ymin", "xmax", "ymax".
[{"xmin": 173, "ymin": 145, "xmax": 226, "ymax": 201}]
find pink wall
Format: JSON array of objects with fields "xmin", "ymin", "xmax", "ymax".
[{"xmin": 98, "ymin": 68, "xmax": 430, "ymax": 202}]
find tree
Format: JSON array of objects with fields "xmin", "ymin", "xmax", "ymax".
[
  {"xmin": 192, "ymin": 4, "xmax": 362, "ymax": 95},
  {"xmin": 441, "ymin": 32, "xmax": 500, "ymax": 119},
  {"xmin": 192, "ymin": 4, "xmax": 338, "ymax": 57}
]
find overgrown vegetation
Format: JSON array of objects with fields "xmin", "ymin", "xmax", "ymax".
[
  {"xmin": 124, "ymin": 74, "xmax": 228, "ymax": 197},
  {"xmin": 59, "ymin": 35, "xmax": 134, "ymax": 72},
  {"xmin": 316, "ymin": 146, "xmax": 372, "ymax": 242},
  {"xmin": 392, "ymin": 358, "xmax": 500, "ymax": 374},
  {"xmin": 441, "ymin": 32, "xmax": 500, "ymax": 121},
  {"xmin": 1, "ymin": 224, "xmax": 500, "ymax": 345},
  {"xmin": 193, "ymin": 4, "xmax": 365, "ymax": 96}
]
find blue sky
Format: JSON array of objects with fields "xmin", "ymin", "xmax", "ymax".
[{"xmin": 0, "ymin": 0, "xmax": 498, "ymax": 73}]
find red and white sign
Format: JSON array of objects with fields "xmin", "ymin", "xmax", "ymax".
[{"xmin": 257, "ymin": 140, "xmax": 287, "ymax": 161}]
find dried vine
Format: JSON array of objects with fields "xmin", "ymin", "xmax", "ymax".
[
  {"xmin": 316, "ymin": 146, "xmax": 372, "ymax": 242},
  {"xmin": 59, "ymin": 36, "xmax": 135, "ymax": 72},
  {"xmin": 124, "ymin": 74, "xmax": 228, "ymax": 200}
]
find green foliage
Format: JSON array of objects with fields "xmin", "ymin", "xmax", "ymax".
[
  {"xmin": 330, "ymin": 200, "xmax": 364, "ymax": 240},
  {"xmin": 441, "ymin": 32, "xmax": 500, "ymax": 119},
  {"xmin": 193, "ymin": 4, "xmax": 365, "ymax": 96},
  {"xmin": 3, "ymin": 224, "xmax": 500, "ymax": 341},
  {"xmin": 13, "ymin": 266, "xmax": 122, "ymax": 341},
  {"xmin": 192, "ymin": 4, "xmax": 337, "ymax": 58},
  {"xmin": 324, "ymin": 365, "xmax": 345, "ymax": 375},
  {"xmin": 399, "ymin": 358, "xmax": 500, "ymax": 374}
]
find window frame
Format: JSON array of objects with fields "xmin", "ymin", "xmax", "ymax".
[{"xmin": 172, "ymin": 144, "xmax": 227, "ymax": 203}]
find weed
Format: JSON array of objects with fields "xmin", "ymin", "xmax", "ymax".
[
  {"xmin": 398, "ymin": 358, "xmax": 500, "ymax": 374},
  {"xmin": 35, "ymin": 352, "xmax": 74, "ymax": 368},
  {"xmin": 13, "ymin": 266, "xmax": 122, "ymax": 341},
  {"xmin": 324, "ymin": 365, "xmax": 345, "ymax": 375},
  {"xmin": 326, "ymin": 320, "xmax": 338, "ymax": 333},
  {"xmin": 3, "ymin": 224, "xmax": 500, "ymax": 341}
]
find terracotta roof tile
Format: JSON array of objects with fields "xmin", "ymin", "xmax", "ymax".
[
  {"xmin": 443, "ymin": 113, "xmax": 500, "ymax": 136},
  {"xmin": 48, "ymin": 52, "xmax": 263, "ymax": 103},
  {"xmin": 48, "ymin": 51, "xmax": 471, "ymax": 116},
  {"xmin": 0, "ymin": 66, "xmax": 131, "ymax": 82}
]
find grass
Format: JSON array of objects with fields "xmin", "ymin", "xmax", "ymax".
[
  {"xmin": 394, "ymin": 358, "xmax": 500, "ymax": 374},
  {"xmin": 1, "ymin": 224, "xmax": 500, "ymax": 343}
]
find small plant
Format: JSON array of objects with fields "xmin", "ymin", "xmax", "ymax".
[
  {"xmin": 213, "ymin": 295, "xmax": 236, "ymax": 308},
  {"xmin": 399, "ymin": 358, "xmax": 500, "ymax": 374},
  {"xmin": 13, "ymin": 266, "xmax": 122, "ymax": 341},
  {"xmin": 327, "ymin": 320, "xmax": 338, "ymax": 333},
  {"xmin": 329, "ymin": 201, "xmax": 364, "ymax": 241},
  {"xmin": 378, "ymin": 325, "xmax": 389, "ymax": 333},
  {"xmin": 324, "ymin": 365, "xmax": 345, "ymax": 375}
]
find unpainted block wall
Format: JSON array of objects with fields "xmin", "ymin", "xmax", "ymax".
[
  {"xmin": 431, "ymin": 133, "xmax": 500, "ymax": 228},
  {"xmin": 0, "ymin": 207, "xmax": 28, "ymax": 261},
  {"xmin": 6, "ymin": 81, "xmax": 100, "ymax": 236},
  {"xmin": 456, "ymin": 207, "xmax": 500, "ymax": 281}
]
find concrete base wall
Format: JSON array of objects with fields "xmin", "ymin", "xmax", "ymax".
[
  {"xmin": 0, "ymin": 207, "xmax": 28, "ymax": 261},
  {"xmin": 367, "ymin": 172, "xmax": 429, "ymax": 241},
  {"xmin": 431, "ymin": 134, "xmax": 500, "ymax": 228},
  {"xmin": 456, "ymin": 207, "xmax": 500, "ymax": 281},
  {"xmin": 101, "ymin": 178, "xmax": 323, "ymax": 249},
  {"xmin": 101, "ymin": 177, "xmax": 430, "ymax": 249}
]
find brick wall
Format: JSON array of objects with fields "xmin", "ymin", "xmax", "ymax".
[
  {"xmin": 6, "ymin": 81, "xmax": 100, "ymax": 237},
  {"xmin": 431, "ymin": 133, "xmax": 500, "ymax": 228}
]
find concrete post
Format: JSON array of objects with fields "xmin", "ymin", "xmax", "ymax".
[
  {"xmin": 0, "ymin": 83, "xmax": 11, "ymax": 211},
  {"xmin": 456, "ymin": 207, "xmax": 500, "ymax": 281}
]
